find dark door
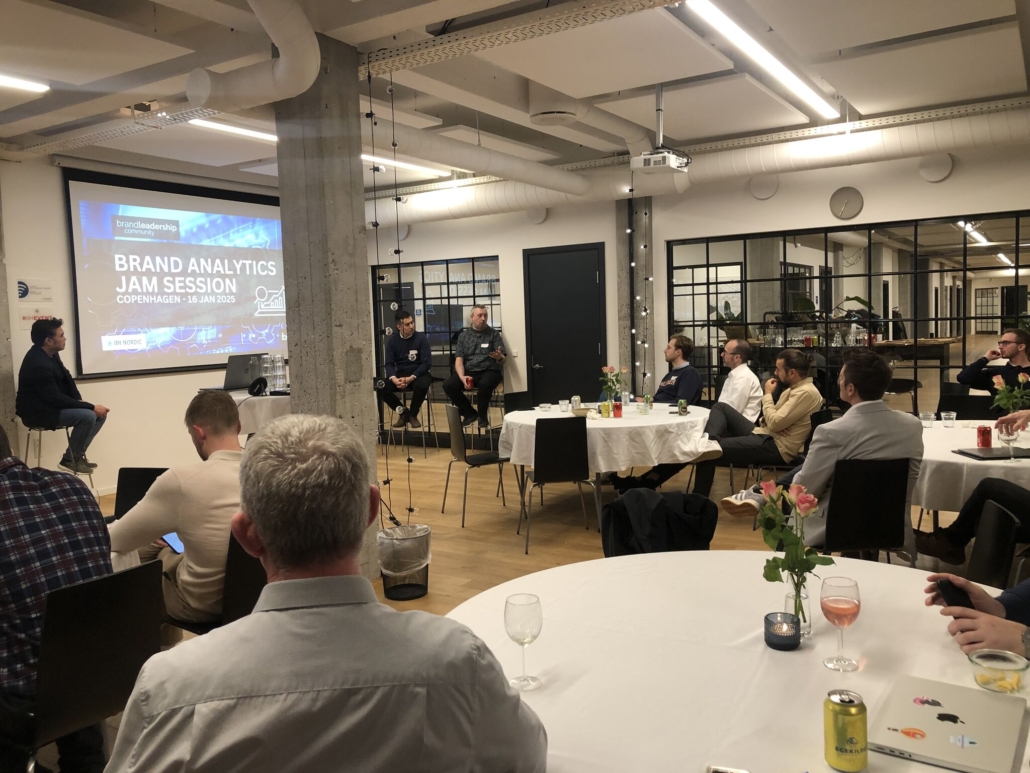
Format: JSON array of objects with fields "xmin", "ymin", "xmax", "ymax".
[
  {"xmin": 524, "ymin": 244, "xmax": 606, "ymax": 404},
  {"xmin": 1001, "ymin": 284, "xmax": 1028, "ymax": 321}
]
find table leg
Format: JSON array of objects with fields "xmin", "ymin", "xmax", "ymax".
[
  {"xmin": 592, "ymin": 471, "xmax": 604, "ymax": 532},
  {"xmin": 517, "ymin": 465, "xmax": 527, "ymax": 524}
]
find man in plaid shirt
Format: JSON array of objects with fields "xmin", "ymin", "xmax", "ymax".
[{"xmin": 0, "ymin": 425, "xmax": 112, "ymax": 773}]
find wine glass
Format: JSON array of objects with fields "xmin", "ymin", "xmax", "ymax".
[
  {"xmin": 821, "ymin": 577, "xmax": 861, "ymax": 672},
  {"xmin": 998, "ymin": 427, "xmax": 1022, "ymax": 464},
  {"xmin": 504, "ymin": 593, "xmax": 543, "ymax": 691}
]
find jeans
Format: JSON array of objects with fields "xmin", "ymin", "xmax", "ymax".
[
  {"xmin": 0, "ymin": 693, "xmax": 106, "ymax": 773},
  {"xmin": 443, "ymin": 370, "xmax": 503, "ymax": 422},
  {"xmin": 56, "ymin": 409, "xmax": 105, "ymax": 462},
  {"xmin": 944, "ymin": 478, "xmax": 1030, "ymax": 545},
  {"xmin": 376, "ymin": 374, "xmax": 433, "ymax": 418}
]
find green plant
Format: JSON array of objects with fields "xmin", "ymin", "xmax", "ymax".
[
  {"xmin": 599, "ymin": 365, "xmax": 628, "ymax": 402},
  {"xmin": 992, "ymin": 374, "xmax": 1030, "ymax": 413},
  {"xmin": 759, "ymin": 482, "xmax": 834, "ymax": 623},
  {"xmin": 708, "ymin": 300, "xmax": 742, "ymax": 331}
]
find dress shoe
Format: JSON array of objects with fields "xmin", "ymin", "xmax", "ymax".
[
  {"xmin": 461, "ymin": 414, "xmax": 478, "ymax": 428},
  {"xmin": 392, "ymin": 410, "xmax": 409, "ymax": 428},
  {"xmin": 914, "ymin": 529, "xmax": 966, "ymax": 565},
  {"xmin": 407, "ymin": 414, "xmax": 422, "ymax": 429}
]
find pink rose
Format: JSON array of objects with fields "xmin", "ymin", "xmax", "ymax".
[
  {"xmin": 1020, "ymin": 373, "xmax": 1029, "ymax": 385},
  {"xmin": 785, "ymin": 483, "xmax": 806, "ymax": 507},
  {"xmin": 794, "ymin": 492, "xmax": 819, "ymax": 518},
  {"xmin": 994, "ymin": 374, "xmax": 1006, "ymax": 389},
  {"xmin": 601, "ymin": 367, "xmax": 608, "ymax": 374},
  {"xmin": 621, "ymin": 366, "xmax": 629, "ymax": 374},
  {"xmin": 759, "ymin": 480, "xmax": 783, "ymax": 504}
]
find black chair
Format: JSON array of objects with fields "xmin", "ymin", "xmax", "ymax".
[
  {"xmin": 25, "ymin": 561, "xmax": 163, "ymax": 770},
  {"xmin": 885, "ymin": 378, "xmax": 923, "ymax": 414},
  {"xmin": 940, "ymin": 382, "xmax": 970, "ymax": 397},
  {"xmin": 966, "ymin": 501, "xmax": 1020, "ymax": 589},
  {"xmin": 935, "ymin": 394, "xmax": 999, "ymax": 421},
  {"xmin": 166, "ymin": 534, "xmax": 267, "ymax": 636},
  {"xmin": 112, "ymin": 467, "xmax": 167, "ymax": 520},
  {"xmin": 441, "ymin": 404, "xmax": 508, "ymax": 527},
  {"xmin": 823, "ymin": 458, "xmax": 911, "ymax": 559},
  {"xmin": 519, "ymin": 416, "xmax": 597, "ymax": 554}
]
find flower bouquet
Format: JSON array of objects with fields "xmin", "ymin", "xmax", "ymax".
[
  {"xmin": 599, "ymin": 365, "xmax": 629, "ymax": 403},
  {"xmin": 992, "ymin": 373, "xmax": 1030, "ymax": 414}
]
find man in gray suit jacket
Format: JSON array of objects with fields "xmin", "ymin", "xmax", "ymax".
[{"xmin": 722, "ymin": 349, "xmax": 923, "ymax": 553}]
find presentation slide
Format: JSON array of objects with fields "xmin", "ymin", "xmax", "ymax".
[{"xmin": 66, "ymin": 177, "xmax": 287, "ymax": 376}]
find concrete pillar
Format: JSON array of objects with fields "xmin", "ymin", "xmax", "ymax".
[
  {"xmin": 273, "ymin": 34, "xmax": 378, "ymax": 580},
  {"xmin": 0, "ymin": 183, "xmax": 19, "ymax": 456},
  {"xmin": 630, "ymin": 198, "xmax": 655, "ymax": 396},
  {"xmin": 615, "ymin": 200, "xmax": 632, "ymax": 378}
]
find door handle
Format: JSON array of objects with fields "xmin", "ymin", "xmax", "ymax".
[{"xmin": 533, "ymin": 364, "xmax": 544, "ymax": 370}]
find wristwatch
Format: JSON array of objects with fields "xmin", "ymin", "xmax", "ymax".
[{"xmin": 1021, "ymin": 627, "xmax": 1030, "ymax": 658}]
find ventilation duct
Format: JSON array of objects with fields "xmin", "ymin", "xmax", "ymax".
[
  {"xmin": 528, "ymin": 82, "xmax": 578, "ymax": 126},
  {"xmin": 528, "ymin": 82, "xmax": 653, "ymax": 155},
  {"xmin": 186, "ymin": 0, "xmax": 319, "ymax": 113}
]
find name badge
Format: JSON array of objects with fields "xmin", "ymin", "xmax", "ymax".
[{"xmin": 481, "ymin": 343, "xmax": 489, "ymax": 348}]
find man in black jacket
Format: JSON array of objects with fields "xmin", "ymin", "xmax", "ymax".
[
  {"xmin": 957, "ymin": 328, "xmax": 1030, "ymax": 393},
  {"xmin": 15, "ymin": 319, "xmax": 109, "ymax": 473},
  {"xmin": 376, "ymin": 310, "xmax": 433, "ymax": 428}
]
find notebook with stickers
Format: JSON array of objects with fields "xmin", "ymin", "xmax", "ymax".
[{"xmin": 869, "ymin": 675, "xmax": 1027, "ymax": 773}]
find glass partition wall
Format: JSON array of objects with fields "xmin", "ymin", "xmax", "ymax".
[{"xmin": 669, "ymin": 214, "xmax": 1028, "ymax": 413}]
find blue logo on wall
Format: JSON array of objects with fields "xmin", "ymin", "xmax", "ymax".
[{"xmin": 17, "ymin": 281, "xmax": 28, "ymax": 299}]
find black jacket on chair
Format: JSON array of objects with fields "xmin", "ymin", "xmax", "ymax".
[
  {"xmin": 15, "ymin": 347, "xmax": 93, "ymax": 429},
  {"xmin": 601, "ymin": 489, "xmax": 718, "ymax": 557}
]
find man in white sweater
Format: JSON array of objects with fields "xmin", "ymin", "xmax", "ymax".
[
  {"xmin": 717, "ymin": 339, "xmax": 762, "ymax": 421},
  {"xmin": 108, "ymin": 391, "xmax": 242, "ymax": 623}
]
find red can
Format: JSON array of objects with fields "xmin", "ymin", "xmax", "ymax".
[
  {"xmin": 613, "ymin": 401, "xmax": 623, "ymax": 418},
  {"xmin": 803, "ymin": 335, "xmax": 812, "ymax": 347},
  {"xmin": 977, "ymin": 425, "xmax": 993, "ymax": 448}
]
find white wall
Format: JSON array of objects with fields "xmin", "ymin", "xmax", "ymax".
[
  {"xmin": 366, "ymin": 201, "xmax": 620, "ymax": 392},
  {"xmin": 0, "ymin": 159, "xmax": 215, "ymax": 494}
]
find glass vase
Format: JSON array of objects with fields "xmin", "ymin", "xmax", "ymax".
[{"xmin": 785, "ymin": 591, "xmax": 811, "ymax": 637}]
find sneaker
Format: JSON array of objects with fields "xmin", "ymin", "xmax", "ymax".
[
  {"xmin": 692, "ymin": 440, "xmax": 723, "ymax": 464},
  {"xmin": 721, "ymin": 489, "xmax": 761, "ymax": 518},
  {"xmin": 59, "ymin": 459, "xmax": 94, "ymax": 475},
  {"xmin": 461, "ymin": 414, "xmax": 478, "ymax": 428},
  {"xmin": 407, "ymin": 414, "xmax": 422, "ymax": 429},
  {"xmin": 392, "ymin": 410, "xmax": 409, "ymax": 428},
  {"xmin": 82, "ymin": 455, "xmax": 98, "ymax": 469},
  {"xmin": 914, "ymin": 529, "xmax": 966, "ymax": 565},
  {"xmin": 478, "ymin": 418, "xmax": 490, "ymax": 429}
]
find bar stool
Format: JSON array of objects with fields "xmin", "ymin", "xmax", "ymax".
[
  {"xmin": 24, "ymin": 425, "xmax": 96, "ymax": 490},
  {"xmin": 386, "ymin": 385, "xmax": 438, "ymax": 457},
  {"xmin": 462, "ymin": 385, "xmax": 504, "ymax": 453}
]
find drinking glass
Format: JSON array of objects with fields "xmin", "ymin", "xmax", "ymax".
[
  {"xmin": 558, "ymin": 400, "xmax": 570, "ymax": 412},
  {"xmin": 998, "ymin": 427, "xmax": 1022, "ymax": 464},
  {"xmin": 918, "ymin": 412, "xmax": 934, "ymax": 429},
  {"xmin": 941, "ymin": 411, "xmax": 957, "ymax": 428},
  {"xmin": 821, "ymin": 577, "xmax": 860, "ymax": 672},
  {"xmin": 505, "ymin": 593, "xmax": 543, "ymax": 691},
  {"xmin": 249, "ymin": 355, "xmax": 261, "ymax": 379},
  {"xmin": 260, "ymin": 354, "xmax": 272, "ymax": 380}
]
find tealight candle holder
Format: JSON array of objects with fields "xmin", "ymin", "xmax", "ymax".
[{"xmin": 764, "ymin": 612, "xmax": 801, "ymax": 651}]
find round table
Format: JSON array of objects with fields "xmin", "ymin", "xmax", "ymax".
[
  {"xmin": 913, "ymin": 422, "xmax": 1030, "ymax": 512},
  {"xmin": 448, "ymin": 551, "xmax": 1026, "ymax": 773},
  {"xmin": 498, "ymin": 405, "xmax": 711, "ymax": 471}
]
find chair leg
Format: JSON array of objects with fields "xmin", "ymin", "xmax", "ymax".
[
  {"xmin": 499, "ymin": 463, "xmax": 506, "ymax": 507},
  {"xmin": 576, "ymin": 481, "xmax": 588, "ymax": 527},
  {"xmin": 441, "ymin": 459, "xmax": 456, "ymax": 513},
  {"xmin": 525, "ymin": 483, "xmax": 535, "ymax": 554},
  {"xmin": 461, "ymin": 466, "xmax": 472, "ymax": 528}
]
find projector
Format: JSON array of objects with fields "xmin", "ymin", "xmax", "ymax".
[{"xmin": 629, "ymin": 149, "xmax": 691, "ymax": 174}]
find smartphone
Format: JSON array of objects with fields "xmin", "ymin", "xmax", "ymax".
[
  {"xmin": 162, "ymin": 532, "xmax": 185, "ymax": 554},
  {"xmin": 936, "ymin": 578, "xmax": 974, "ymax": 609}
]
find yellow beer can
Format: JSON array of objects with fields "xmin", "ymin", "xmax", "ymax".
[{"xmin": 824, "ymin": 690, "xmax": 867, "ymax": 772}]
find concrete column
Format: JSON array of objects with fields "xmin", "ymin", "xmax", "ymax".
[
  {"xmin": 0, "ymin": 183, "xmax": 19, "ymax": 456},
  {"xmin": 274, "ymin": 34, "xmax": 378, "ymax": 580},
  {"xmin": 615, "ymin": 200, "xmax": 631, "ymax": 377},
  {"xmin": 630, "ymin": 198, "xmax": 655, "ymax": 396}
]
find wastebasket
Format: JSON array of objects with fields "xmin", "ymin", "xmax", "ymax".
[{"xmin": 378, "ymin": 524, "xmax": 431, "ymax": 601}]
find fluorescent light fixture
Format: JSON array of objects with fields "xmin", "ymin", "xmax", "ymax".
[
  {"xmin": 998, "ymin": 253, "xmax": 1013, "ymax": 265},
  {"xmin": 686, "ymin": 0, "xmax": 838, "ymax": 120},
  {"xmin": 188, "ymin": 119, "xmax": 277, "ymax": 143},
  {"xmin": 0, "ymin": 72, "xmax": 49, "ymax": 93},
  {"xmin": 957, "ymin": 221, "xmax": 989, "ymax": 244},
  {"xmin": 361, "ymin": 154, "xmax": 450, "ymax": 178}
]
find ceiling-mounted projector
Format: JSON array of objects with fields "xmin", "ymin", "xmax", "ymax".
[{"xmin": 630, "ymin": 148, "xmax": 691, "ymax": 174}]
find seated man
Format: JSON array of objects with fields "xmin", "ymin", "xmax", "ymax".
[
  {"xmin": 443, "ymin": 304, "xmax": 506, "ymax": 428},
  {"xmin": 0, "ymin": 425, "xmax": 111, "ymax": 773},
  {"xmin": 957, "ymin": 328, "xmax": 1030, "ymax": 393},
  {"xmin": 375, "ymin": 309, "xmax": 432, "ymax": 428},
  {"xmin": 16, "ymin": 318, "xmax": 109, "ymax": 474},
  {"xmin": 647, "ymin": 335, "xmax": 703, "ymax": 405},
  {"xmin": 716, "ymin": 339, "xmax": 762, "ymax": 421},
  {"xmin": 916, "ymin": 478, "xmax": 1030, "ymax": 564},
  {"xmin": 925, "ymin": 573, "xmax": 1030, "ymax": 656},
  {"xmin": 721, "ymin": 349, "xmax": 924, "ymax": 551},
  {"xmin": 107, "ymin": 414, "xmax": 547, "ymax": 773},
  {"xmin": 108, "ymin": 391, "xmax": 242, "ymax": 624}
]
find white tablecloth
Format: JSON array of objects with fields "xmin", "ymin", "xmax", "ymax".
[
  {"xmin": 229, "ymin": 391, "xmax": 292, "ymax": 435},
  {"xmin": 912, "ymin": 423, "xmax": 1030, "ymax": 511},
  {"xmin": 498, "ymin": 406, "xmax": 711, "ymax": 471},
  {"xmin": 448, "ymin": 551, "xmax": 1027, "ymax": 773}
]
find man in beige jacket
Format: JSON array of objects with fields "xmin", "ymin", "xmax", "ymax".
[{"xmin": 108, "ymin": 391, "xmax": 242, "ymax": 623}]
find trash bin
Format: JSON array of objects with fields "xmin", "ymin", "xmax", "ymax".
[{"xmin": 378, "ymin": 524, "xmax": 431, "ymax": 601}]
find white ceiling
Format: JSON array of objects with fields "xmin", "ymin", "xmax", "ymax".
[
  {"xmin": 0, "ymin": 0, "xmax": 191, "ymax": 86},
  {"xmin": 476, "ymin": 8, "xmax": 733, "ymax": 99},
  {"xmin": 240, "ymin": 160, "xmax": 435, "ymax": 189},
  {"xmin": 745, "ymin": 0, "xmax": 1015, "ymax": 58},
  {"xmin": 816, "ymin": 24, "xmax": 1027, "ymax": 115},
  {"xmin": 97, "ymin": 122, "xmax": 277, "ymax": 167},
  {"xmin": 596, "ymin": 73, "xmax": 808, "ymax": 142},
  {"xmin": 433, "ymin": 125, "xmax": 559, "ymax": 162}
]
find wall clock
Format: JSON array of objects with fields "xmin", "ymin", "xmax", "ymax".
[{"xmin": 829, "ymin": 187, "xmax": 863, "ymax": 220}]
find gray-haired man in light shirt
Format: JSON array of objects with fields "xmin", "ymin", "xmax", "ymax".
[{"xmin": 107, "ymin": 414, "xmax": 547, "ymax": 773}]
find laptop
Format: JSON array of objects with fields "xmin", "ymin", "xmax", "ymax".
[
  {"xmin": 200, "ymin": 353, "xmax": 267, "ymax": 392},
  {"xmin": 953, "ymin": 447, "xmax": 1030, "ymax": 461},
  {"xmin": 869, "ymin": 675, "xmax": 1028, "ymax": 773}
]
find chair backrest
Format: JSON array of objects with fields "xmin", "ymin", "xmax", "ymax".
[
  {"xmin": 935, "ymin": 394, "xmax": 998, "ymax": 420},
  {"xmin": 533, "ymin": 416, "xmax": 589, "ymax": 485},
  {"xmin": 33, "ymin": 561, "xmax": 163, "ymax": 746},
  {"xmin": 503, "ymin": 392, "xmax": 533, "ymax": 413},
  {"xmin": 886, "ymin": 378, "xmax": 916, "ymax": 394},
  {"xmin": 444, "ymin": 404, "xmax": 468, "ymax": 463},
  {"xmin": 940, "ymin": 382, "xmax": 970, "ymax": 397},
  {"xmin": 802, "ymin": 409, "xmax": 835, "ymax": 457},
  {"xmin": 221, "ymin": 534, "xmax": 268, "ymax": 624},
  {"xmin": 113, "ymin": 468, "xmax": 167, "ymax": 519},
  {"xmin": 824, "ymin": 458, "xmax": 910, "ymax": 553},
  {"xmin": 966, "ymin": 501, "xmax": 1020, "ymax": 589}
]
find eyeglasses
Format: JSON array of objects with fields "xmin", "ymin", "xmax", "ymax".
[{"xmin": 999, "ymin": 340, "xmax": 1020, "ymax": 347}]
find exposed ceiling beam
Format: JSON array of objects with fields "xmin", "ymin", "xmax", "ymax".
[
  {"xmin": 323, "ymin": 0, "xmax": 514, "ymax": 46},
  {"xmin": 149, "ymin": 0, "xmax": 267, "ymax": 34}
]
